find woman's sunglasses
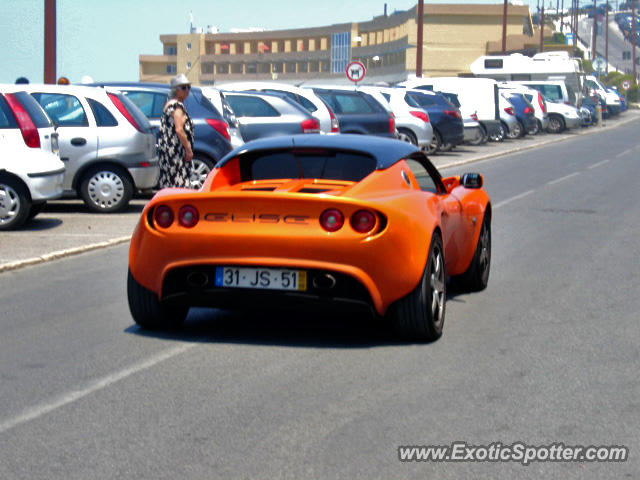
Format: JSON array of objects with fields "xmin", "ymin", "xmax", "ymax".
[{"xmin": 180, "ymin": 85, "xmax": 191, "ymax": 91}]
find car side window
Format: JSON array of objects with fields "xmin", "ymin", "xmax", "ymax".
[
  {"xmin": 87, "ymin": 98, "xmax": 118, "ymax": 127},
  {"xmin": 31, "ymin": 93, "xmax": 89, "ymax": 127},
  {"xmin": 405, "ymin": 159, "xmax": 438, "ymax": 193},
  {"xmin": 122, "ymin": 91, "xmax": 166, "ymax": 118},
  {"xmin": 226, "ymin": 95, "xmax": 280, "ymax": 117},
  {"xmin": 332, "ymin": 93, "xmax": 374, "ymax": 114}
]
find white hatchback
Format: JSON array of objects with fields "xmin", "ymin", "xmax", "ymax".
[
  {"xmin": 18, "ymin": 84, "xmax": 159, "ymax": 212},
  {"xmin": 0, "ymin": 88, "xmax": 65, "ymax": 229}
]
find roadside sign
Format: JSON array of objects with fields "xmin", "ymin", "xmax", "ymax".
[
  {"xmin": 565, "ymin": 32, "xmax": 574, "ymax": 45},
  {"xmin": 622, "ymin": 80, "xmax": 631, "ymax": 91},
  {"xmin": 346, "ymin": 61, "xmax": 366, "ymax": 83},
  {"xmin": 592, "ymin": 57, "xmax": 607, "ymax": 73}
]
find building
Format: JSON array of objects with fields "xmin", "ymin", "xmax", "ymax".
[{"xmin": 139, "ymin": 3, "xmax": 533, "ymax": 85}]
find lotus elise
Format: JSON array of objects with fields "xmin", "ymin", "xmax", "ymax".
[{"xmin": 127, "ymin": 134, "xmax": 491, "ymax": 341}]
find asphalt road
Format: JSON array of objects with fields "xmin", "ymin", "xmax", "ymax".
[
  {"xmin": 1, "ymin": 118, "xmax": 639, "ymax": 479},
  {"xmin": 579, "ymin": 15, "xmax": 636, "ymax": 73}
]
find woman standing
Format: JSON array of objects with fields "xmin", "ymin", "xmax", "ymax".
[{"xmin": 157, "ymin": 74, "xmax": 195, "ymax": 189}]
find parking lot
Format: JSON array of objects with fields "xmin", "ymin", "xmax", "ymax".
[{"xmin": 1, "ymin": 107, "xmax": 638, "ymax": 272}]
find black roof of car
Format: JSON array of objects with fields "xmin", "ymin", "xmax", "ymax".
[{"xmin": 217, "ymin": 134, "xmax": 422, "ymax": 170}]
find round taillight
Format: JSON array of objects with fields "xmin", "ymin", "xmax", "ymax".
[
  {"xmin": 178, "ymin": 205, "xmax": 199, "ymax": 228},
  {"xmin": 154, "ymin": 205, "xmax": 174, "ymax": 228},
  {"xmin": 319, "ymin": 209, "xmax": 344, "ymax": 232},
  {"xmin": 350, "ymin": 210, "xmax": 376, "ymax": 233}
]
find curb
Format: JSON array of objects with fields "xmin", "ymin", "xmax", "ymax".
[{"xmin": 0, "ymin": 236, "xmax": 131, "ymax": 274}]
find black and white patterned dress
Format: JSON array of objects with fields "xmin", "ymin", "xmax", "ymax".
[{"xmin": 157, "ymin": 99, "xmax": 194, "ymax": 189}]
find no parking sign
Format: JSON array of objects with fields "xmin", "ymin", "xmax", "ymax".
[{"xmin": 346, "ymin": 61, "xmax": 366, "ymax": 83}]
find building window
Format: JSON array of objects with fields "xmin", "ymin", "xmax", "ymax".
[
  {"xmin": 187, "ymin": 43, "xmax": 192, "ymax": 51},
  {"xmin": 166, "ymin": 64, "xmax": 177, "ymax": 74},
  {"xmin": 246, "ymin": 62, "xmax": 257, "ymax": 74},
  {"xmin": 201, "ymin": 63, "xmax": 214, "ymax": 74},
  {"xmin": 285, "ymin": 62, "xmax": 296, "ymax": 73},
  {"xmin": 231, "ymin": 63, "xmax": 243, "ymax": 74},
  {"xmin": 331, "ymin": 32, "xmax": 351, "ymax": 74},
  {"xmin": 297, "ymin": 62, "xmax": 308, "ymax": 73},
  {"xmin": 166, "ymin": 45, "xmax": 177, "ymax": 55},
  {"xmin": 187, "ymin": 61, "xmax": 192, "ymax": 69},
  {"xmin": 216, "ymin": 63, "xmax": 229, "ymax": 74}
]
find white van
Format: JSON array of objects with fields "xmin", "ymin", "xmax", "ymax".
[
  {"xmin": 512, "ymin": 80, "xmax": 577, "ymax": 106},
  {"xmin": 398, "ymin": 77, "xmax": 502, "ymax": 142},
  {"xmin": 584, "ymin": 75, "xmax": 622, "ymax": 115}
]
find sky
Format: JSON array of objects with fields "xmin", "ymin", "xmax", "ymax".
[{"xmin": 2, "ymin": 0, "xmax": 543, "ymax": 85}]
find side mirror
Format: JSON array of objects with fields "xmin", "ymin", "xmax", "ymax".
[{"xmin": 461, "ymin": 173, "xmax": 483, "ymax": 189}]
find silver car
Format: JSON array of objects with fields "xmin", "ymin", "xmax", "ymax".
[
  {"xmin": 23, "ymin": 84, "xmax": 158, "ymax": 212},
  {"xmin": 222, "ymin": 91, "xmax": 320, "ymax": 142}
]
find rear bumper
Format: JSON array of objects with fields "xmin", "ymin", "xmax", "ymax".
[
  {"xmin": 26, "ymin": 168, "xmax": 65, "ymax": 201},
  {"xmin": 564, "ymin": 115, "xmax": 582, "ymax": 129},
  {"xmin": 128, "ymin": 161, "xmax": 160, "ymax": 189}
]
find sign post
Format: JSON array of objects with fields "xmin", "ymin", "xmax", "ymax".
[{"xmin": 346, "ymin": 61, "xmax": 366, "ymax": 85}]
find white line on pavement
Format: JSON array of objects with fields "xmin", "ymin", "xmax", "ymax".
[
  {"xmin": 588, "ymin": 159, "xmax": 611, "ymax": 169},
  {"xmin": 493, "ymin": 189, "xmax": 535, "ymax": 209},
  {"xmin": 547, "ymin": 172, "xmax": 581, "ymax": 185},
  {"xmin": 0, "ymin": 343, "xmax": 196, "ymax": 435},
  {"xmin": 616, "ymin": 149, "xmax": 632, "ymax": 158}
]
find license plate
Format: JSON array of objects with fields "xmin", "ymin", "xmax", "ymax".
[{"xmin": 215, "ymin": 266, "xmax": 307, "ymax": 291}]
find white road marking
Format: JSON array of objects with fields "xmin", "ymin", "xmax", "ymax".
[
  {"xmin": 588, "ymin": 159, "xmax": 611, "ymax": 169},
  {"xmin": 547, "ymin": 172, "xmax": 581, "ymax": 185},
  {"xmin": 0, "ymin": 343, "xmax": 195, "ymax": 434},
  {"xmin": 616, "ymin": 149, "xmax": 632, "ymax": 158},
  {"xmin": 493, "ymin": 189, "xmax": 535, "ymax": 209}
]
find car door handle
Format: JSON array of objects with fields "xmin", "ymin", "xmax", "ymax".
[{"xmin": 70, "ymin": 137, "xmax": 87, "ymax": 146}]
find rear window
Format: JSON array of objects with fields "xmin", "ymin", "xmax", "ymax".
[
  {"xmin": 226, "ymin": 95, "xmax": 280, "ymax": 117},
  {"xmin": 191, "ymin": 88, "xmax": 223, "ymax": 119},
  {"xmin": 264, "ymin": 90, "xmax": 317, "ymax": 113},
  {"xmin": 320, "ymin": 92, "xmax": 375, "ymax": 115},
  {"xmin": 123, "ymin": 91, "xmax": 166, "ymax": 118},
  {"xmin": 13, "ymin": 92, "xmax": 53, "ymax": 128},
  {"xmin": 0, "ymin": 95, "xmax": 17, "ymax": 128},
  {"xmin": 87, "ymin": 98, "xmax": 118, "ymax": 126},
  {"xmin": 240, "ymin": 150, "xmax": 377, "ymax": 182},
  {"xmin": 115, "ymin": 93, "xmax": 152, "ymax": 133}
]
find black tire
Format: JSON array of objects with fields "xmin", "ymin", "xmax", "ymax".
[
  {"xmin": 440, "ymin": 142, "xmax": 454, "ymax": 152},
  {"xmin": 190, "ymin": 155, "xmax": 214, "ymax": 190},
  {"xmin": 28, "ymin": 202, "xmax": 47, "ymax": 220},
  {"xmin": 455, "ymin": 211, "xmax": 491, "ymax": 292},
  {"xmin": 0, "ymin": 175, "xmax": 31, "ymax": 231},
  {"xmin": 490, "ymin": 123, "xmax": 506, "ymax": 142},
  {"xmin": 547, "ymin": 114, "xmax": 565, "ymax": 134},
  {"xmin": 467, "ymin": 125, "xmax": 487, "ymax": 146},
  {"xmin": 387, "ymin": 232, "xmax": 446, "ymax": 342},
  {"xmin": 80, "ymin": 165, "xmax": 133, "ymax": 213},
  {"xmin": 507, "ymin": 120, "xmax": 523, "ymax": 139},
  {"xmin": 127, "ymin": 269, "xmax": 189, "ymax": 329},
  {"xmin": 529, "ymin": 119, "xmax": 542, "ymax": 135},
  {"xmin": 397, "ymin": 128, "xmax": 418, "ymax": 146}
]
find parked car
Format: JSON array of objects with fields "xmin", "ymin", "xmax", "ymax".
[
  {"xmin": 357, "ymin": 86, "xmax": 433, "ymax": 151},
  {"xmin": 437, "ymin": 91, "xmax": 485, "ymax": 145},
  {"xmin": 0, "ymin": 88, "xmax": 65, "ymax": 229},
  {"xmin": 217, "ymin": 82, "xmax": 339, "ymax": 134},
  {"xmin": 544, "ymin": 99, "xmax": 582, "ymax": 133},
  {"xmin": 514, "ymin": 80, "xmax": 578, "ymax": 107},
  {"xmin": 402, "ymin": 89, "xmax": 465, "ymax": 153},
  {"xmin": 499, "ymin": 91, "xmax": 536, "ymax": 138},
  {"xmin": 222, "ymin": 90, "xmax": 320, "ymax": 142},
  {"xmin": 498, "ymin": 94, "xmax": 519, "ymax": 141},
  {"xmin": 20, "ymin": 84, "xmax": 158, "ymax": 212},
  {"xmin": 90, "ymin": 82, "xmax": 233, "ymax": 190},
  {"xmin": 498, "ymin": 82, "xmax": 549, "ymax": 135},
  {"xmin": 198, "ymin": 86, "xmax": 245, "ymax": 148},
  {"xmin": 584, "ymin": 75, "xmax": 622, "ymax": 116},
  {"xmin": 307, "ymin": 87, "xmax": 396, "ymax": 139}
]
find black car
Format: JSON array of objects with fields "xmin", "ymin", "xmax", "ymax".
[
  {"xmin": 89, "ymin": 82, "xmax": 233, "ymax": 189},
  {"xmin": 310, "ymin": 88, "xmax": 396, "ymax": 138}
]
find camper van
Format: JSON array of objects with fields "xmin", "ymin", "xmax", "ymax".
[
  {"xmin": 470, "ymin": 52, "xmax": 585, "ymax": 106},
  {"xmin": 398, "ymin": 77, "xmax": 503, "ymax": 142}
]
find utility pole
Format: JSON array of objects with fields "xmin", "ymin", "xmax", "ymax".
[
  {"xmin": 416, "ymin": 0, "xmax": 423, "ymax": 77},
  {"xmin": 633, "ymin": 0, "xmax": 637, "ymax": 84},
  {"xmin": 502, "ymin": 0, "xmax": 508, "ymax": 54},
  {"xmin": 540, "ymin": 6, "xmax": 545, "ymax": 52},
  {"xmin": 605, "ymin": 0, "xmax": 609, "ymax": 74},
  {"xmin": 44, "ymin": 0, "xmax": 56, "ymax": 83},
  {"xmin": 592, "ymin": 0, "xmax": 597, "ymax": 60},
  {"xmin": 561, "ymin": 0, "xmax": 564, "ymax": 32}
]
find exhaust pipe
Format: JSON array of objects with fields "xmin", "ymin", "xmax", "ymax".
[
  {"xmin": 186, "ymin": 271, "xmax": 209, "ymax": 288},
  {"xmin": 312, "ymin": 273, "xmax": 336, "ymax": 290}
]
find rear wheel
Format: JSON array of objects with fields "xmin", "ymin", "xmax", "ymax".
[
  {"xmin": 490, "ymin": 123, "xmax": 506, "ymax": 142},
  {"xmin": 190, "ymin": 155, "xmax": 214, "ymax": 190},
  {"xmin": 424, "ymin": 130, "xmax": 442, "ymax": 154},
  {"xmin": 467, "ymin": 125, "xmax": 487, "ymax": 146},
  {"xmin": 28, "ymin": 202, "xmax": 47, "ymax": 220},
  {"xmin": 388, "ymin": 232, "xmax": 446, "ymax": 342},
  {"xmin": 455, "ymin": 211, "xmax": 491, "ymax": 292},
  {"xmin": 397, "ymin": 128, "xmax": 418, "ymax": 146},
  {"xmin": 80, "ymin": 165, "xmax": 133, "ymax": 213},
  {"xmin": 0, "ymin": 176, "xmax": 30, "ymax": 231},
  {"xmin": 529, "ymin": 119, "xmax": 542, "ymax": 135},
  {"xmin": 506, "ymin": 120, "xmax": 523, "ymax": 139},
  {"xmin": 127, "ymin": 269, "xmax": 189, "ymax": 329},
  {"xmin": 547, "ymin": 114, "xmax": 565, "ymax": 134}
]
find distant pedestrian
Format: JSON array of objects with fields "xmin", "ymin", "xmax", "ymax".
[{"xmin": 157, "ymin": 73, "xmax": 195, "ymax": 189}]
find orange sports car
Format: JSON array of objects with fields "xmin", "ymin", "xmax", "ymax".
[{"xmin": 127, "ymin": 134, "xmax": 491, "ymax": 341}]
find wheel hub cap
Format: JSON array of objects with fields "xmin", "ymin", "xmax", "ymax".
[
  {"xmin": 88, "ymin": 171, "xmax": 123, "ymax": 209},
  {"xmin": 0, "ymin": 186, "xmax": 19, "ymax": 224}
]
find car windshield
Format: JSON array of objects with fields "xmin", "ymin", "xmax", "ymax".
[{"xmin": 240, "ymin": 150, "xmax": 377, "ymax": 182}]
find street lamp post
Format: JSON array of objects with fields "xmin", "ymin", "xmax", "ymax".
[
  {"xmin": 44, "ymin": 0, "xmax": 56, "ymax": 84},
  {"xmin": 605, "ymin": 0, "xmax": 609, "ymax": 74},
  {"xmin": 540, "ymin": 6, "xmax": 545, "ymax": 53},
  {"xmin": 592, "ymin": 0, "xmax": 597, "ymax": 61},
  {"xmin": 502, "ymin": 0, "xmax": 508, "ymax": 54},
  {"xmin": 416, "ymin": 0, "xmax": 423, "ymax": 77},
  {"xmin": 633, "ymin": 0, "xmax": 637, "ymax": 84}
]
